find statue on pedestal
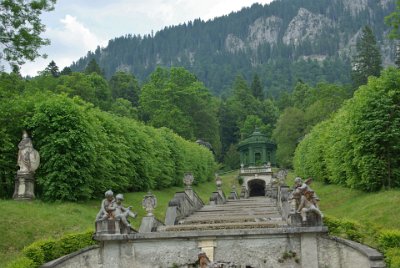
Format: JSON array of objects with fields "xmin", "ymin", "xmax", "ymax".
[
  {"xmin": 95, "ymin": 190, "xmax": 137, "ymax": 234},
  {"xmin": 13, "ymin": 131, "xmax": 40, "ymax": 200}
]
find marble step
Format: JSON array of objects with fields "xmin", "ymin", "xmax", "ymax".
[
  {"xmin": 179, "ymin": 216, "xmax": 283, "ymax": 225},
  {"xmin": 163, "ymin": 221, "xmax": 286, "ymax": 232}
]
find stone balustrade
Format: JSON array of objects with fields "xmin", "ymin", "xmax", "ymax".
[{"xmin": 164, "ymin": 189, "xmax": 204, "ymax": 225}]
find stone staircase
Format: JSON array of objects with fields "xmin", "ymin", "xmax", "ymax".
[{"xmin": 163, "ymin": 196, "xmax": 287, "ymax": 231}]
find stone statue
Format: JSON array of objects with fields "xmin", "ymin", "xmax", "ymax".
[
  {"xmin": 289, "ymin": 177, "xmax": 304, "ymax": 212},
  {"xmin": 13, "ymin": 131, "xmax": 40, "ymax": 200},
  {"xmin": 96, "ymin": 190, "xmax": 116, "ymax": 221},
  {"xmin": 17, "ymin": 131, "xmax": 40, "ymax": 173},
  {"xmin": 296, "ymin": 190, "xmax": 324, "ymax": 222},
  {"xmin": 115, "ymin": 193, "xmax": 137, "ymax": 228}
]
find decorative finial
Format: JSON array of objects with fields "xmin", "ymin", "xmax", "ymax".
[
  {"xmin": 215, "ymin": 174, "xmax": 222, "ymax": 190},
  {"xmin": 183, "ymin": 172, "xmax": 194, "ymax": 190}
]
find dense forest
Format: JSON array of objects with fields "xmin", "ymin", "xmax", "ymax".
[
  {"xmin": 70, "ymin": 0, "xmax": 395, "ymax": 97},
  {"xmin": 1, "ymin": 0, "xmax": 400, "ymax": 202}
]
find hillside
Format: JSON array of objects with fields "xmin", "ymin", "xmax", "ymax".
[{"xmin": 70, "ymin": 0, "xmax": 396, "ymax": 96}]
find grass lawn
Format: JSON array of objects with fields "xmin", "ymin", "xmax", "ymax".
[{"xmin": 0, "ymin": 173, "xmax": 238, "ymax": 267}]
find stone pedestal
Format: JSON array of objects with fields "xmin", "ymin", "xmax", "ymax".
[
  {"xmin": 13, "ymin": 172, "xmax": 35, "ymax": 200},
  {"xmin": 288, "ymin": 212, "xmax": 323, "ymax": 227},
  {"xmin": 96, "ymin": 219, "xmax": 121, "ymax": 235}
]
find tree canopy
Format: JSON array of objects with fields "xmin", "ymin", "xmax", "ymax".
[{"xmin": 0, "ymin": 0, "xmax": 56, "ymax": 68}]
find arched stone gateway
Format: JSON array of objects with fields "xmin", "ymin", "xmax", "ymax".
[{"xmin": 248, "ymin": 179, "xmax": 266, "ymax": 197}]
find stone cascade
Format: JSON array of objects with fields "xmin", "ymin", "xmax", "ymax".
[
  {"xmin": 163, "ymin": 197, "xmax": 286, "ymax": 232},
  {"xmin": 42, "ymin": 173, "xmax": 385, "ymax": 268}
]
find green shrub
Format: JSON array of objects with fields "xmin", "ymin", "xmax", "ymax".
[
  {"xmin": 5, "ymin": 256, "xmax": 35, "ymax": 268},
  {"xmin": 378, "ymin": 230, "xmax": 400, "ymax": 250},
  {"xmin": 22, "ymin": 241, "xmax": 45, "ymax": 267},
  {"xmin": 20, "ymin": 230, "xmax": 96, "ymax": 267},
  {"xmin": 324, "ymin": 216, "xmax": 365, "ymax": 243},
  {"xmin": 385, "ymin": 247, "xmax": 400, "ymax": 268},
  {"xmin": 58, "ymin": 230, "xmax": 96, "ymax": 255}
]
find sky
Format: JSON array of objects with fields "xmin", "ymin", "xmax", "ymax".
[{"xmin": 19, "ymin": 0, "xmax": 274, "ymax": 76}]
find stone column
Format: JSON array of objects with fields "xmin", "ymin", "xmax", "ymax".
[{"xmin": 249, "ymin": 147, "xmax": 254, "ymax": 166}]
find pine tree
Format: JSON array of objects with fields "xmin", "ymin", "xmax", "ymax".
[
  {"xmin": 251, "ymin": 74, "xmax": 264, "ymax": 100},
  {"xmin": 84, "ymin": 59, "xmax": 103, "ymax": 76},
  {"xmin": 351, "ymin": 26, "xmax": 382, "ymax": 88},
  {"xmin": 44, "ymin": 60, "xmax": 60, "ymax": 77},
  {"xmin": 395, "ymin": 42, "xmax": 400, "ymax": 69}
]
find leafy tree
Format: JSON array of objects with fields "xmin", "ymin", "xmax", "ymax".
[
  {"xmin": 140, "ymin": 67, "xmax": 220, "ymax": 152},
  {"xmin": 240, "ymin": 115, "xmax": 269, "ymax": 139},
  {"xmin": 110, "ymin": 98, "xmax": 138, "ymax": 119},
  {"xmin": 223, "ymin": 144, "xmax": 240, "ymax": 170},
  {"xmin": 272, "ymin": 107, "xmax": 305, "ymax": 168},
  {"xmin": 38, "ymin": 72, "xmax": 113, "ymax": 110},
  {"xmin": 109, "ymin": 71, "xmax": 140, "ymax": 106},
  {"xmin": 0, "ymin": 0, "xmax": 56, "ymax": 68},
  {"xmin": 351, "ymin": 26, "xmax": 382, "ymax": 88},
  {"xmin": 60, "ymin": 66, "xmax": 72, "ymax": 76}
]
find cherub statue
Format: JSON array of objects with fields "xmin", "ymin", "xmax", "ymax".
[
  {"xmin": 289, "ymin": 177, "xmax": 305, "ymax": 212},
  {"xmin": 296, "ymin": 190, "xmax": 323, "ymax": 222},
  {"xmin": 96, "ymin": 190, "xmax": 116, "ymax": 221},
  {"xmin": 114, "ymin": 193, "xmax": 137, "ymax": 228}
]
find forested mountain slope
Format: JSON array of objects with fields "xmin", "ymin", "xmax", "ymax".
[{"xmin": 70, "ymin": 0, "xmax": 395, "ymax": 96}]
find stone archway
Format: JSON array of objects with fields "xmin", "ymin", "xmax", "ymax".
[{"xmin": 248, "ymin": 179, "xmax": 266, "ymax": 197}]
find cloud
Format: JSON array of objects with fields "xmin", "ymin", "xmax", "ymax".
[
  {"xmin": 19, "ymin": 0, "xmax": 274, "ymax": 76},
  {"xmin": 20, "ymin": 15, "xmax": 107, "ymax": 76}
]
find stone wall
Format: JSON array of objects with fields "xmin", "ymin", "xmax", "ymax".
[{"xmin": 42, "ymin": 227, "xmax": 385, "ymax": 268}]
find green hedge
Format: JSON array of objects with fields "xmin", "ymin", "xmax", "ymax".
[
  {"xmin": 385, "ymin": 248, "xmax": 400, "ymax": 268},
  {"xmin": 0, "ymin": 91, "xmax": 216, "ymax": 201},
  {"xmin": 7, "ymin": 230, "xmax": 96, "ymax": 268},
  {"xmin": 294, "ymin": 68, "xmax": 400, "ymax": 191},
  {"xmin": 325, "ymin": 215, "xmax": 400, "ymax": 268},
  {"xmin": 378, "ymin": 230, "xmax": 400, "ymax": 250}
]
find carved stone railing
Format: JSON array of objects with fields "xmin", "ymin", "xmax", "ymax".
[
  {"xmin": 240, "ymin": 185, "xmax": 248, "ymax": 199},
  {"xmin": 209, "ymin": 190, "xmax": 226, "ymax": 205},
  {"xmin": 164, "ymin": 189, "xmax": 204, "ymax": 225},
  {"xmin": 139, "ymin": 216, "xmax": 165, "ymax": 233},
  {"xmin": 239, "ymin": 166, "xmax": 272, "ymax": 175},
  {"xmin": 276, "ymin": 185, "xmax": 290, "ymax": 222},
  {"xmin": 228, "ymin": 189, "xmax": 238, "ymax": 200}
]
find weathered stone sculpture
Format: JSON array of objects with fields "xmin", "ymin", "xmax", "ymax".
[
  {"xmin": 289, "ymin": 177, "xmax": 304, "ymax": 213},
  {"xmin": 297, "ymin": 190, "xmax": 323, "ymax": 222},
  {"xmin": 142, "ymin": 191, "xmax": 157, "ymax": 216},
  {"xmin": 96, "ymin": 190, "xmax": 116, "ymax": 221},
  {"xmin": 115, "ymin": 193, "xmax": 137, "ymax": 228},
  {"xmin": 13, "ymin": 131, "xmax": 40, "ymax": 200},
  {"xmin": 95, "ymin": 190, "xmax": 138, "ymax": 234},
  {"xmin": 288, "ymin": 177, "xmax": 323, "ymax": 226}
]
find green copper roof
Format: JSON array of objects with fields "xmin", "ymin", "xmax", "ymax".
[{"xmin": 238, "ymin": 129, "xmax": 276, "ymax": 149}]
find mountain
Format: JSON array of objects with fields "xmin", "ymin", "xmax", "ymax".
[{"xmin": 70, "ymin": 0, "xmax": 396, "ymax": 97}]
